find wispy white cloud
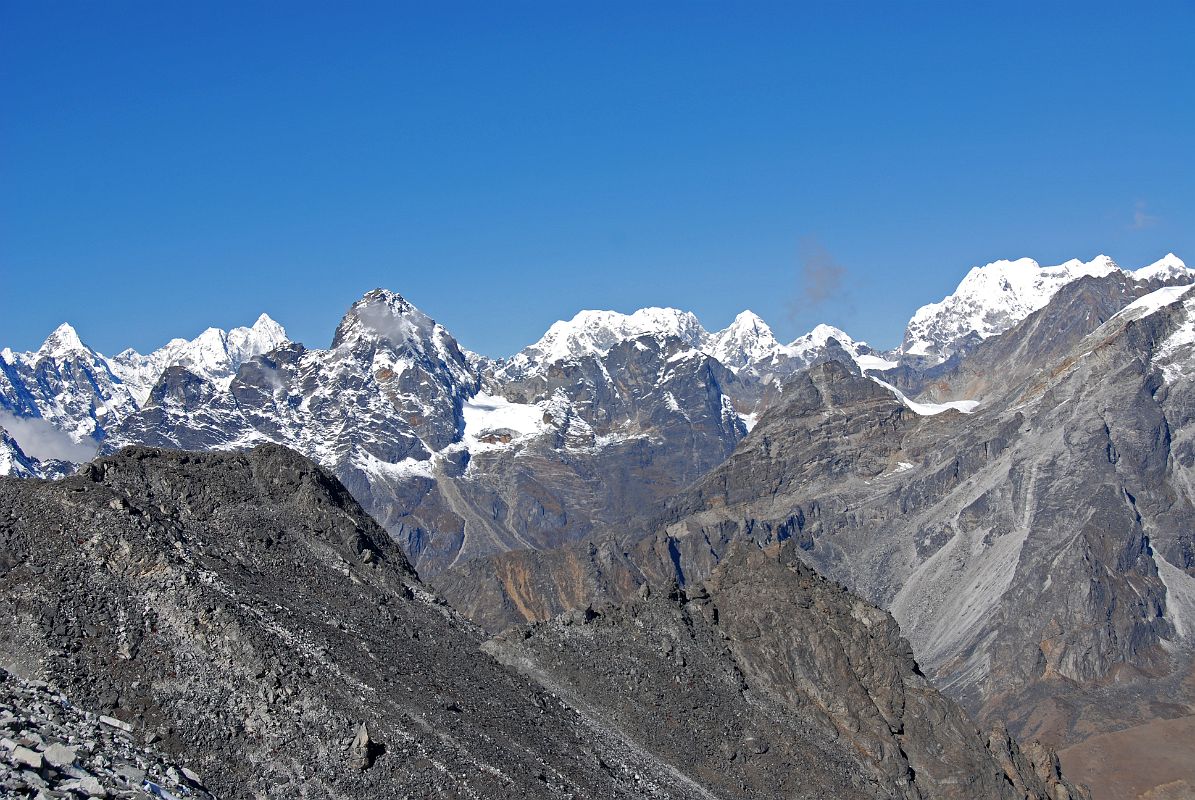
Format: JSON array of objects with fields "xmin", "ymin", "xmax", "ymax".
[
  {"xmin": 0, "ymin": 410, "xmax": 98, "ymax": 463},
  {"xmin": 1130, "ymin": 199, "xmax": 1158, "ymax": 230}
]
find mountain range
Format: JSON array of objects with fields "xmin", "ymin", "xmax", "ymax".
[{"xmin": 3, "ymin": 251, "xmax": 1194, "ymax": 798}]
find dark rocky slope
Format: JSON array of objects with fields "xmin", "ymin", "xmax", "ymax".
[
  {"xmin": 490, "ymin": 543, "xmax": 1086, "ymax": 800},
  {"xmin": 0, "ymin": 446, "xmax": 1080, "ymax": 798}
]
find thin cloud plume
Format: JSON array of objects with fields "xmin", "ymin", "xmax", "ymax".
[
  {"xmin": 788, "ymin": 237, "xmax": 850, "ymax": 326},
  {"xmin": 1130, "ymin": 200, "xmax": 1158, "ymax": 230}
]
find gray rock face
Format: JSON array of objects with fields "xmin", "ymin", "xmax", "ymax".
[
  {"xmin": 0, "ymin": 445, "xmax": 702, "ymax": 798},
  {"xmin": 392, "ymin": 332, "xmax": 747, "ymax": 573},
  {"xmin": 654, "ymin": 283, "xmax": 1195, "ymax": 739},
  {"xmin": 487, "ymin": 543, "xmax": 1087, "ymax": 800},
  {"xmin": 0, "ymin": 445, "xmax": 1082, "ymax": 798}
]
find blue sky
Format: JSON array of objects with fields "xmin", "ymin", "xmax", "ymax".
[{"xmin": 3, "ymin": 1, "xmax": 1192, "ymax": 357}]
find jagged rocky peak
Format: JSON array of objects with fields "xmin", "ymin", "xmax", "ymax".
[
  {"xmin": 332, "ymin": 288, "xmax": 434, "ymax": 348},
  {"xmin": 329, "ymin": 288, "xmax": 476, "ymax": 394},
  {"xmin": 1, "ymin": 322, "xmax": 137, "ymax": 447},
  {"xmin": 707, "ymin": 310, "xmax": 782, "ymax": 369}
]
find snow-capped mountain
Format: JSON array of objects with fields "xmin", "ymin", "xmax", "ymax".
[
  {"xmin": 0, "ymin": 314, "xmax": 289, "ymax": 469},
  {"xmin": 110, "ymin": 313, "xmax": 289, "ymax": 404},
  {"xmin": 494, "ymin": 307, "xmax": 708, "ymax": 382},
  {"xmin": 787, "ymin": 323, "xmax": 897, "ymax": 372},
  {"xmin": 6, "ymin": 250, "xmax": 1189, "ymax": 577},
  {"xmin": 900, "ymin": 253, "xmax": 1195, "ymax": 362},
  {"xmin": 706, "ymin": 310, "xmax": 786, "ymax": 370},
  {"xmin": 93, "ymin": 291, "xmax": 757, "ymax": 573},
  {"xmin": 1134, "ymin": 251, "xmax": 1192, "ymax": 283},
  {"xmin": 105, "ymin": 290, "xmax": 478, "ymax": 470},
  {"xmin": 496, "ymin": 305, "xmax": 884, "ymax": 389},
  {"xmin": 0, "ymin": 323, "xmax": 139, "ymax": 445}
]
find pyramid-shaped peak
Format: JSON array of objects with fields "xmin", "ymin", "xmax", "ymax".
[
  {"xmin": 726, "ymin": 309, "xmax": 770, "ymax": 330},
  {"xmin": 332, "ymin": 289, "xmax": 441, "ymax": 350},
  {"xmin": 251, "ymin": 312, "xmax": 285, "ymax": 331},
  {"xmin": 36, "ymin": 323, "xmax": 88, "ymax": 359}
]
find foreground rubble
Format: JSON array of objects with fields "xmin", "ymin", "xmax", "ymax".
[{"xmin": 0, "ymin": 668, "xmax": 212, "ymax": 799}]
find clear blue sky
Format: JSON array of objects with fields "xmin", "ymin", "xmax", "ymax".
[{"xmin": 3, "ymin": 1, "xmax": 1192, "ymax": 357}]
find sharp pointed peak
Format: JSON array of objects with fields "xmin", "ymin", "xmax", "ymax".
[
  {"xmin": 712, "ymin": 310, "xmax": 775, "ymax": 340},
  {"xmin": 728, "ymin": 309, "xmax": 767, "ymax": 326},
  {"xmin": 36, "ymin": 322, "xmax": 88, "ymax": 358}
]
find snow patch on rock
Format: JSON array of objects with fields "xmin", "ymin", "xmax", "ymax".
[
  {"xmin": 871, "ymin": 378, "xmax": 979, "ymax": 416},
  {"xmin": 462, "ymin": 393, "xmax": 548, "ymax": 451}
]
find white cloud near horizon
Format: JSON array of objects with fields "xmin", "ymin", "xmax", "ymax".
[{"xmin": 0, "ymin": 410, "xmax": 99, "ymax": 463}]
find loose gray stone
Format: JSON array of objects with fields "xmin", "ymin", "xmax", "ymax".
[{"xmin": 43, "ymin": 742, "xmax": 77, "ymax": 768}]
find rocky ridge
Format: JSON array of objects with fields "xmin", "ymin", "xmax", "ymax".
[
  {"xmin": 489, "ymin": 542, "xmax": 1087, "ymax": 800},
  {"xmin": 7, "ymin": 255, "xmax": 1186, "ymax": 586},
  {"xmin": 0, "ymin": 445, "xmax": 1084, "ymax": 798}
]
